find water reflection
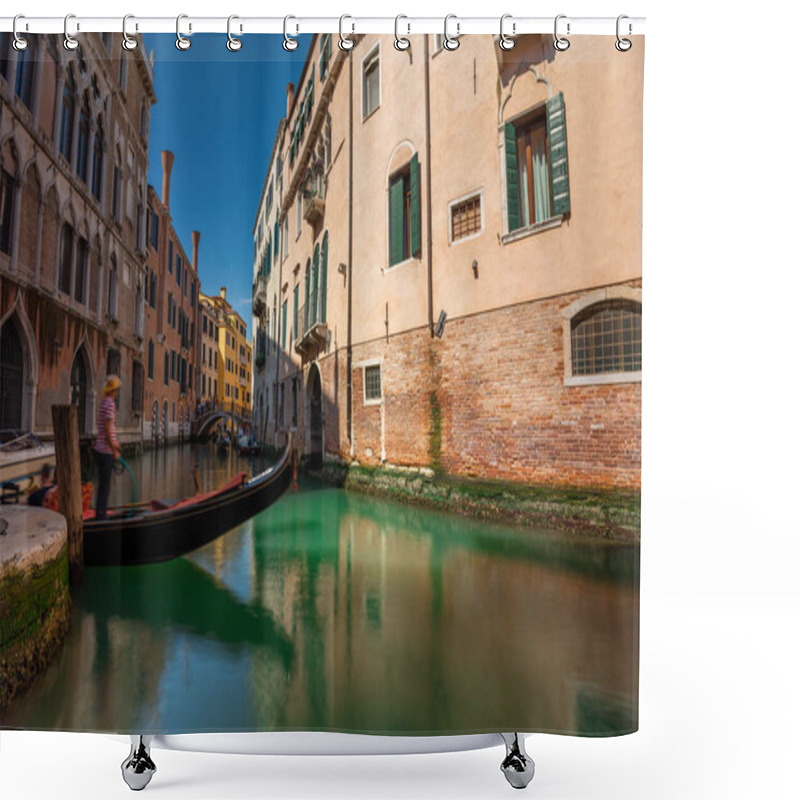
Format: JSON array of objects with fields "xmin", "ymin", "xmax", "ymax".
[{"xmin": 3, "ymin": 448, "xmax": 638, "ymax": 736}]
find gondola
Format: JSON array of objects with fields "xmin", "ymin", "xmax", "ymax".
[{"xmin": 83, "ymin": 436, "xmax": 293, "ymax": 567}]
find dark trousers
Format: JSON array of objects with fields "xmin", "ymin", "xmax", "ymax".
[{"xmin": 94, "ymin": 450, "xmax": 114, "ymax": 520}]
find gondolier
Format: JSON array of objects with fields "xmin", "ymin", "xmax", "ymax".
[{"xmin": 94, "ymin": 375, "xmax": 121, "ymax": 520}]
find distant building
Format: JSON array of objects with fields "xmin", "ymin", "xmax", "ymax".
[
  {"xmin": 253, "ymin": 34, "xmax": 642, "ymax": 488},
  {"xmin": 1, "ymin": 33, "xmax": 156, "ymax": 446},
  {"xmin": 198, "ymin": 296, "xmax": 220, "ymax": 410},
  {"xmin": 143, "ymin": 151, "xmax": 201, "ymax": 445},
  {"xmin": 205, "ymin": 287, "xmax": 252, "ymax": 421}
]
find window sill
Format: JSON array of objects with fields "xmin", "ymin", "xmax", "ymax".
[
  {"xmin": 502, "ymin": 215, "xmax": 565, "ymax": 245},
  {"xmin": 384, "ymin": 255, "xmax": 421, "ymax": 273},
  {"xmin": 564, "ymin": 371, "xmax": 641, "ymax": 387}
]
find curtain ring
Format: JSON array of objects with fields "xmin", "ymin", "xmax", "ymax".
[
  {"xmin": 615, "ymin": 14, "xmax": 632, "ymax": 52},
  {"xmin": 394, "ymin": 15, "xmax": 410, "ymax": 51},
  {"xmin": 227, "ymin": 15, "xmax": 242, "ymax": 51},
  {"xmin": 283, "ymin": 15, "xmax": 299, "ymax": 52},
  {"xmin": 499, "ymin": 14, "xmax": 515, "ymax": 51},
  {"xmin": 176, "ymin": 14, "xmax": 191, "ymax": 51},
  {"xmin": 64, "ymin": 13, "xmax": 79, "ymax": 51},
  {"xmin": 12, "ymin": 15, "xmax": 29, "ymax": 51},
  {"xmin": 443, "ymin": 14, "xmax": 460, "ymax": 51},
  {"xmin": 339, "ymin": 14, "xmax": 354, "ymax": 51},
  {"xmin": 554, "ymin": 14, "xmax": 570, "ymax": 51},
  {"xmin": 122, "ymin": 14, "xmax": 138, "ymax": 51}
]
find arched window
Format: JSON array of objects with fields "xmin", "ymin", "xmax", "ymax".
[
  {"xmin": 107, "ymin": 254, "xmax": 118, "ymax": 320},
  {"xmin": 91, "ymin": 117, "xmax": 104, "ymax": 201},
  {"xmin": 70, "ymin": 347, "xmax": 90, "ymax": 435},
  {"xmin": 139, "ymin": 101, "xmax": 148, "ymax": 138},
  {"xmin": 74, "ymin": 236, "xmax": 88, "ymax": 303},
  {"xmin": 0, "ymin": 141, "xmax": 18, "ymax": 256},
  {"xmin": 60, "ymin": 69, "xmax": 76, "ymax": 162},
  {"xmin": 570, "ymin": 299, "xmax": 641, "ymax": 378},
  {"xmin": 14, "ymin": 36, "xmax": 37, "ymax": 110},
  {"xmin": 76, "ymin": 93, "xmax": 90, "ymax": 183},
  {"xmin": 58, "ymin": 222, "xmax": 74, "ymax": 294}
]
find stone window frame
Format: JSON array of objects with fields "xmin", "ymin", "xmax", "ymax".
[
  {"xmin": 562, "ymin": 286, "xmax": 642, "ymax": 387},
  {"xmin": 448, "ymin": 189, "xmax": 484, "ymax": 246},
  {"xmin": 361, "ymin": 42, "xmax": 381, "ymax": 122},
  {"xmin": 359, "ymin": 358, "xmax": 383, "ymax": 406}
]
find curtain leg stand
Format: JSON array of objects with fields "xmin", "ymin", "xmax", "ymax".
[
  {"xmin": 500, "ymin": 733, "xmax": 535, "ymax": 789},
  {"xmin": 121, "ymin": 735, "xmax": 157, "ymax": 791}
]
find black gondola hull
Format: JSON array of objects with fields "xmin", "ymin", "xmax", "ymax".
[{"xmin": 83, "ymin": 446, "xmax": 293, "ymax": 567}]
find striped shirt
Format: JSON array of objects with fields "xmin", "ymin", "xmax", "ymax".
[{"xmin": 95, "ymin": 396, "xmax": 119, "ymax": 455}]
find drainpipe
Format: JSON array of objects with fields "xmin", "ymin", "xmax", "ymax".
[
  {"xmin": 346, "ymin": 48, "xmax": 354, "ymax": 446},
  {"xmin": 424, "ymin": 35, "xmax": 434, "ymax": 336}
]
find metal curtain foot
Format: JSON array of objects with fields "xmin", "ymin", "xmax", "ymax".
[
  {"xmin": 500, "ymin": 733, "xmax": 535, "ymax": 789},
  {"xmin": 121, "ymin": 735, "xmax": 157, "ymax": 791}
]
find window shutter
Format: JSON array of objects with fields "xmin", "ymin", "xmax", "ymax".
[
  {"xmin": 321, "ymin": 232, "xmax": 328, "ymax": 322},
  {"xmin": 410, "ymin": 153, "xmax": 421, "ymax": 257},
  {"xmin": 546, "ymin": 92, "xmax": 571, "ymax": 217},
  {"xmin": 504, "ymin": 122, "xmax": 520, "ymax": 232},
  {"xmin": 389, "ymin": 175, "xmax": 404, "ymax": 266},
  {"xmin": 274, "ymin": 222, "xmax": 279, "ymax": 257}
]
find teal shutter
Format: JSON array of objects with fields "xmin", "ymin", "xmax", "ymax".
[
  {"xmin": 504, "ymin": 122, "xmax": 520, "ymax": 232},
  {"xmin": 304, "ymin": 258, "xmax": 311, "ymax": 331},
  {"xmin": 410, "ymin": 153, "xmax": 421, "ymax": 258},
  {"xmin": 546, "ymin": 92, "xmax": 571, "ymax": 217},
  {"xmin": 281, "ymin": 301, "xmax": 287, "ymax": 350},
  {"xmin": 389, "ymin": 175, "xmax": 404, "ymax": 265},
  {"xmin": 321, "ymin": 232, "xmax": 328, "ymax": 322},
  {"xmin": 274, "ymin": 222, "xmax": 279, "ymax": 258},
  {"xmin": 293, "ymin": 285, "xmax": 299, "ymax": 344}
]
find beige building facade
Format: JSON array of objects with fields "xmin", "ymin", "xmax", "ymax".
[{"xmin": 255, "ymin": 34, "xmax": 643, "ymax": 488}]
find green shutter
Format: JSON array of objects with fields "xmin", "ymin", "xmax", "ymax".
[
  {"xmin": 321, "ymin": 232, "xmax": 328, "ymax": 322},
  {"xmin": 546, "ymin": 92, "xmax": 571, "ymax": 217},
  {"xmin": 304, "ymin": 259, "xmax": 311, "ymax": 332},
  {"xmin": 410, "ymin": 153, "xmax": 421, "ymax": 258},
  {"xmin": 389, "ymin": 175, "xmax": 404, "ymax": 266},
  {"xmin": 504, "ymin": 122, "xmax": 520, "ymax": 232},
  {"xmin": 274, "ymin": 222, "xmax": 279, "ymax": 257},
  {"xmin": 312, "ymin": 245, "xmax": 320, "ymax": 324},
  {"xmin": 281, "ymin": 301, "xmax": 287, "ymax": 350},
  {"xmin": 293, "ymin": 285, "xmax": 299, "ymax": 343}
]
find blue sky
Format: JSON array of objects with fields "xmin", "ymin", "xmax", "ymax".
[{"xmin": 142, "ymin": 34, "xmax": 310, "ymax": 331}]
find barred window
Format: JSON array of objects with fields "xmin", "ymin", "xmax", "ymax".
[
  {"xmin": 364, "ymin": 364, "xmax": 382, "ymax": 401},
  {"xmin": 571, "ymin": 300, "xmax": 641, "ymax": 376},
  {"xmin": 450, "ymin": 194, "xmax": 482, "ymax": 242}
]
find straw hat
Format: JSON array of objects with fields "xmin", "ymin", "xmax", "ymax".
[{"xmin": 103, "ymin": 375, "xmax": 121, "ymax": 396}]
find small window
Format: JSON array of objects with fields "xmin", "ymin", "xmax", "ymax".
[
  {"xmin": 362, "ymin": 45, "xmax": 380, "ymax": 120},
  {"xmin": 450, "ymin": 193, "xmax": 482, "ymax": 243},
  {"xmin": 364, "ymin": 364, "xmax": 381, "ymax": 402},
  {"xmin": 570, "ymin": 300, "xmax": 641, "ymax": 377}
]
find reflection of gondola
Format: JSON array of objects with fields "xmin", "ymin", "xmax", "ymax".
[{"xmin": 83, "ymin": 436, "xmax": 293, "ymax": 567}]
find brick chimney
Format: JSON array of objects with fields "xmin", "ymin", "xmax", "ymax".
[
  {"xmin": 220, "ymin": 286, "xmax": 227, "ymax": 302},
  {"xmin": 161, "ymin": 150, "xmax": 174, "ymax": 209},
  {"xmin": 286, "ymin": 82, "xmax": 295, "ymax": 117},
  {"xmin": 191, "ymin": 230, "xmax": 200, "ymax": 275}
]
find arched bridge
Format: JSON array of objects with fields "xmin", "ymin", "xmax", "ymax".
[{"xmin": 193, "ymin": 407, "xmax": 252, "ymax": 439}]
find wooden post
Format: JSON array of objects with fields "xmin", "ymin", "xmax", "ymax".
[{"xmin": 51, "ymin": 404, "xmax": 84, "ymax": 583}]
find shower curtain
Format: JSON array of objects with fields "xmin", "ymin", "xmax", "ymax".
[{"xmin": 0, "ymin": 29, "xmax": 643, "ymax": 740}]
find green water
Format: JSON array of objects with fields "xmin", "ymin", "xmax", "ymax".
[{"xmin": 3, "ymin": 444, "xmax": 639, "ymax": 736}]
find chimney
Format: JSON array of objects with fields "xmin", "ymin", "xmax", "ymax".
[
  {"xmin": 286, "ymin": 82, "xmax": 295, "ymax": 118},
  {"xmin": 191, "ymin": 230, "xmax": 200, "ymax": 275},
  {"xmin": 161, "ymin": 150, "xmax": 174, "ymax": 209},
  {"xmin": 220, "ymin": 286, "xmax": 227, "ymax": 302}
]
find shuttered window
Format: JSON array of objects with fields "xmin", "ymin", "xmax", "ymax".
[
  {"xmin": 362, "ymin": 47, "xmax": 380, "ymax": 119},
  {"xmin": 281, "ymin": 300, "xmax": 288, "ymax": 351},
  {"xmin": 505, "ymin": 92, "xmax": 570, "ymax": 234},
  {"xmin": 388, "ymin": 153, "xmax": 421, "ymax": 266}
]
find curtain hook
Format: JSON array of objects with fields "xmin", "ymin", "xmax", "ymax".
[
  {"xmin": 339, "ymin": 14, "xmax": 354, "ymax": 51},
  {"xmin": 554, "ymin": 14, "xmax": 570, "ymax": 51},
  {"xmin": 443, "ymin": 13, "xmax": 460, "ymax": 51},
  {"xmin": 12, "ymin": 15, "xmax": 29, "ymax": 51},
  {"xmin": 394, "ymin": 15, "xmax": 410, "ymax": 51},
  {"xmin": 64, "ymin": 13, "xmax": 79, "ymax": 51},
  {"xmin": 615, "ymin": 14, "xmax": 632, "ymax": 51},
  {"xmin": 176, "ymin": 14, "xmax": 191, "ymax": 51},
  {"xmin": 283, "ymin": 15, "xmax": 299, "ymax": 52},
  {"xmin": 499, "ymin": 14, "xmax": 516, "ymax": 51},
  {"xmin": 227, "ymin": 15, "xmax": 242, "ymax": 51},
  {"xmin": 122, "ymin": 14, "xmax": 138, "ymax": 51}
]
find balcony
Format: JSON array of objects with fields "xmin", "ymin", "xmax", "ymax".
[
  {"xmin": 252, "ymin": 273, "xmax": 267, "ymax": 316},
  {"xmin": 303, "ymin": 193, "xmax": 325, "ymax": 226},
  {"xmin": 294, "ymin": 290, "xmax": 328, "ymax": 354}
]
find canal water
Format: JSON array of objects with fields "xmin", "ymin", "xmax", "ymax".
[{"xmin": 4, "ymin": 444, "xmax": 639, "ymax": 736}]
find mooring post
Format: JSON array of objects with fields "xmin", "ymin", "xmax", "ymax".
[{"xmin": 51, "ymin": 404, "xmax": 84, "ymax": 583}]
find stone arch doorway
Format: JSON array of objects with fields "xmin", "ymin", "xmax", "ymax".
[
  {"xmin": 70, "ymin": 346, "xmax": 91, "ymax": 435},
  {"xmin": 0, "ymin": 315, "xmax": 24, "ymax": 432},
  {"xmin": 307, "ymin": 363, "xmax": 323, "ymax": 469}
]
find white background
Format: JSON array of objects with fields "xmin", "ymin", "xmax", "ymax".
[{"xmin": 2, "ymin": 1, "xmax": 799, "ymax": 798}]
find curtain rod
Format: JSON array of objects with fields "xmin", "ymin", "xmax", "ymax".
[{"xmin": 0, "ymin": 16, "xmax": 646, "ymax": 37}]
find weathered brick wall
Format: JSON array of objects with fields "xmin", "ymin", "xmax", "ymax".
[{"xmin": 347, "ymin": 282, "xmax": 641, "ymax": 488}]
